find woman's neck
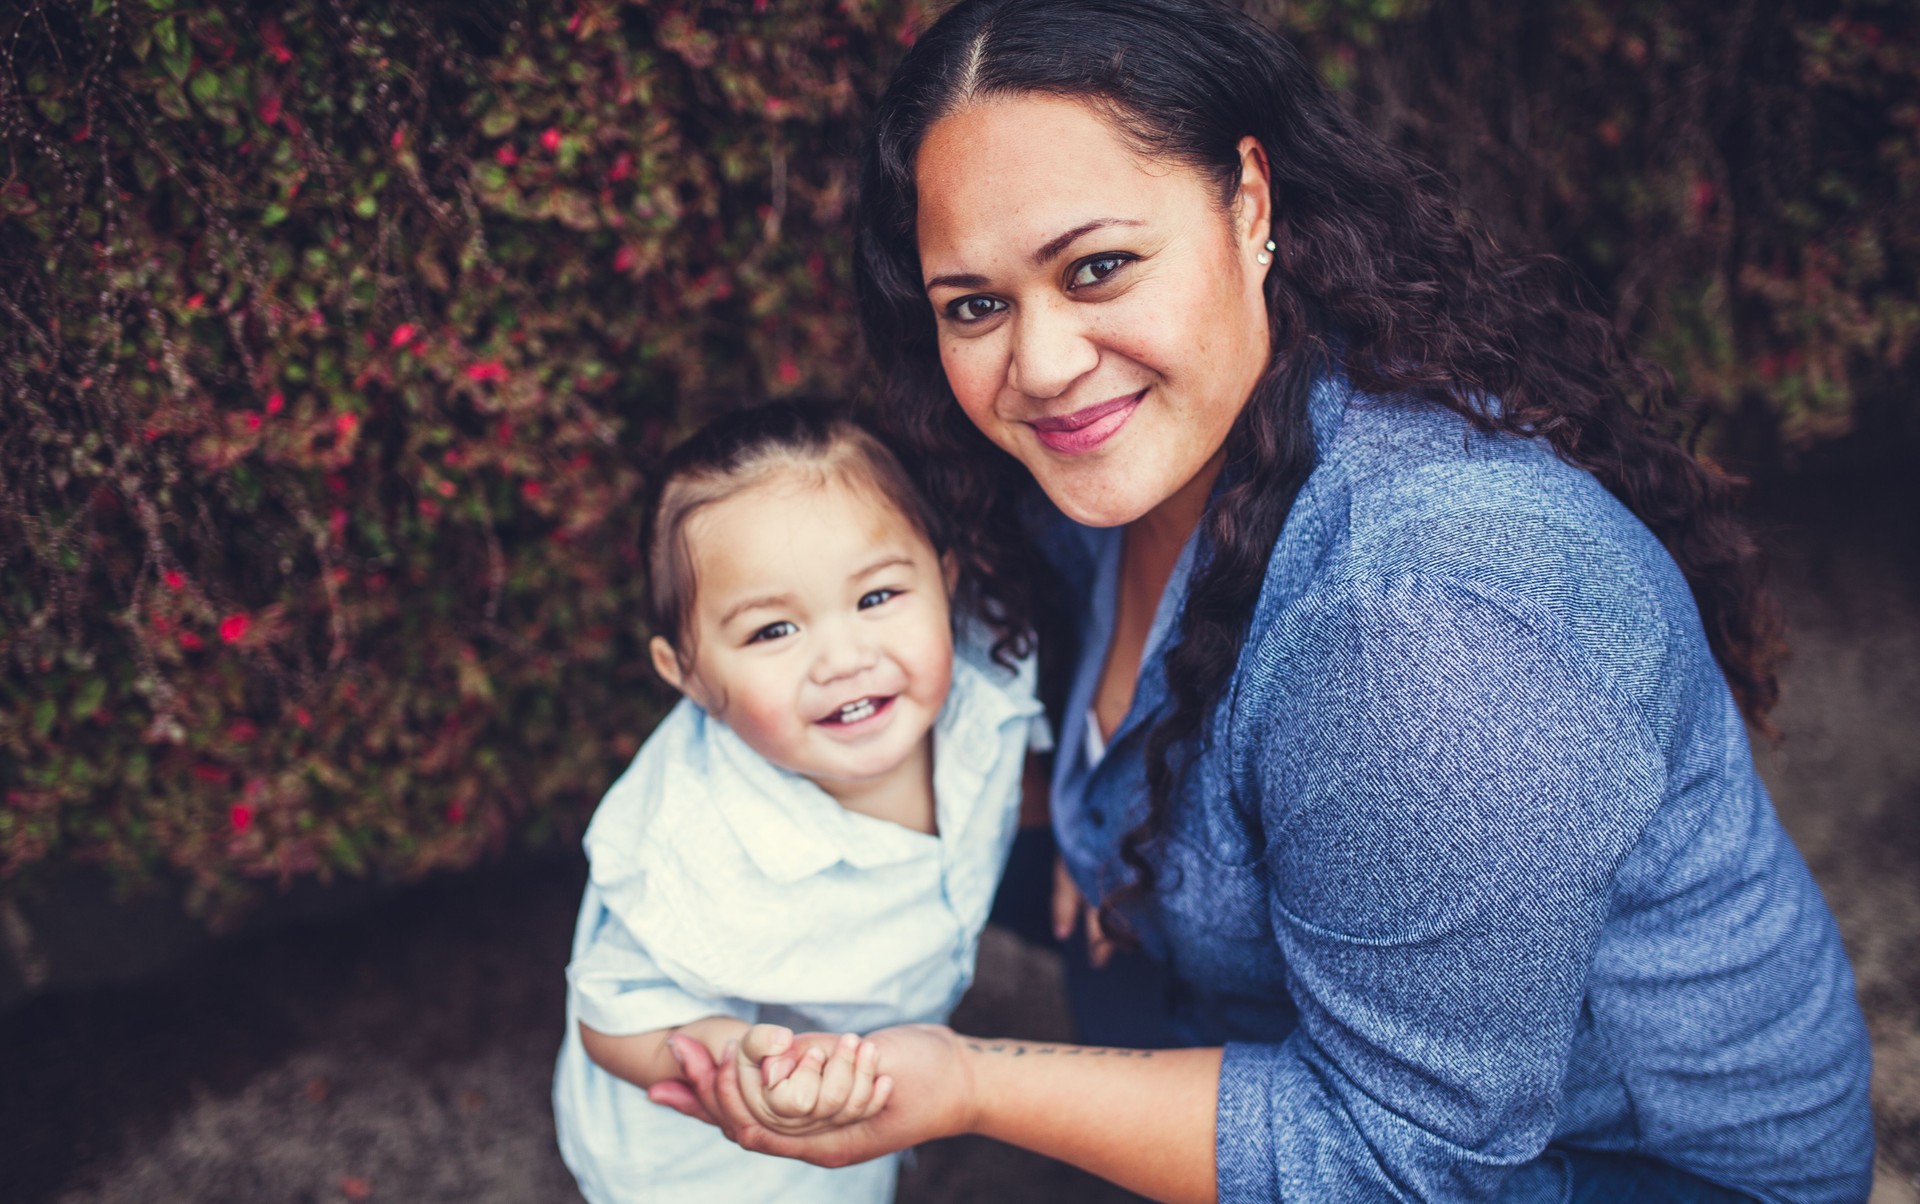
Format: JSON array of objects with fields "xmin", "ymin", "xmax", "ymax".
[{"xmin": 1124, "ymin": 447, "xmax": 1225, "ymax": 591}]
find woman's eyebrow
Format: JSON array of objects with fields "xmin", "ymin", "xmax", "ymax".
[
  {"xmin": 1029, "ymin": 218, "xmax": 1142, "ymax": 267},
  {"xmin": 922, "ymin": 218, "xmax": 1145, "ymax": 293}
]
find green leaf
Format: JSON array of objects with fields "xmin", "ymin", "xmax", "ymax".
[
  {"xmin": 261, "ymin": 202, "xmax": 288, "ymax": 226},
  {"xmin": 32, "ymin": 698, "xmax": 57, "ymax": 738},
  {"xmin": 353, "ymin": 195, "xmax": 378, "ymax": 218},
  {"xmin": 72, "ymin": 677, "xmax": 107, "ymax": 719}
]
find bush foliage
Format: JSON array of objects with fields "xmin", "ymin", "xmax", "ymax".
[{"xmin": 3, "ymin": 0, "xmax": 1915, "ymax": 918}]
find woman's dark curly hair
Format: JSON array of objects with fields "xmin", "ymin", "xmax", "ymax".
[{"xmin": 855, "ymin": 0, "xmax": 1784, "ymax": 925}]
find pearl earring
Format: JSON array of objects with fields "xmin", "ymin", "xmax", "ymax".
[{"xmin": 1256, "ymin": 238, "xmax": 1275, "ymax": 266}]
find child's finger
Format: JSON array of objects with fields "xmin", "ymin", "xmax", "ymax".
[
  {"xmin": 766, "ymin": 1045, "xmax": 825, "ymax": 1117},
  {"xmin": 761, "ymin": 1052, "xmax": 795, "ymax": 1090},
  {"xmin": 865, "ymin": 1074, "xmax": 894, "ymax": 1120},
  {"xmin": 835, "ymin": 1039, "xmax": 879, "ymax": 1120},
  {"xmin": 811, "ymin": 1033, "xmax": 861, "ymax": 1117},
  {"xmin": 740, "ymin": 1023, "xmax": 794, "ymax": 1062}
]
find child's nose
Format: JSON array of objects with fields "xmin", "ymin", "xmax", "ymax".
[{"xmin": 810, "ymin": 628, "xmax": 879, "ymax": 685}]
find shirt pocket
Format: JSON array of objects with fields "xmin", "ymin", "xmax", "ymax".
[{"xmin": 1154, "ymin": 833, "xmax": 1271, "ymax": 942}]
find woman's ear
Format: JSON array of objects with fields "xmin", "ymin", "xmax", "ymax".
[
  {"xmin": 1233, "ymin": 134, "xmax": 1274, "ymax": 256},
  {"xmin": 649, "ymin": 635, "xmax": 688, "ymax": 694}
]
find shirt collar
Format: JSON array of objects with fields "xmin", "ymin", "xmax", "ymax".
[{"xmin": 701, "ymin": 640, "xmax": 1039, "ymax": 884}]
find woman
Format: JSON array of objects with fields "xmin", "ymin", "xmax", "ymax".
[{"xmin": 650, "ymin": 0, "xmax": 1875, "ymax": 1199}]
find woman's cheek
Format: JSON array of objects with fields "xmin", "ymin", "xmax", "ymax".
[{"xmin": 939, "ymin": 336, "xmax": 1008, "ymax": 432}]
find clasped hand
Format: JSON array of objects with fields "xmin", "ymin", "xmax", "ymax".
[{"xmin": 651, "ymin": 1023, "xmax": 975, "ymax": 1167}]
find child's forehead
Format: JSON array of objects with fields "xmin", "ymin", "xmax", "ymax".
[
  {"xmin": 685, "ymin": 465, "xmax": 930, "ymax": 576},
  {"xmin": 711, "ymin": 459, "xmax": 905, "ymax": 529}
]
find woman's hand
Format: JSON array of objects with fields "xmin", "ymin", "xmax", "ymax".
[
  {"xmin": 1052, "ymin": 855, "xmax": 1114, "ymax": 968},
  {"xmin": 650, "ymin": 1024, "xmax": 976, "ymax": 1166}
]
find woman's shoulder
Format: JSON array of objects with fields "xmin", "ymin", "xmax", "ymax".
[
  {"xmin": 1311, "ymin": 392, "xmax": 1687, "ymax": 613},
  {"xmin": 1260, "ymin": 390, "xmax": 1707, "ymax": 722}
]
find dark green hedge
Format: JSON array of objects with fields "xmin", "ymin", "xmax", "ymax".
[{"xmin": 3, "ymin": 0, "xmax": 1914, "ymax": 919}]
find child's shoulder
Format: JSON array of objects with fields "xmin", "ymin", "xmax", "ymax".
[{"xmin": 580, "ymin": 698, "xmax": 724, "ymax": 877}]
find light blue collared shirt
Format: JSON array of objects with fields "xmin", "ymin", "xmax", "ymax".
[{"xmin": 553, "ymin": 641, "xmax": 1042, "ymax": 1204}]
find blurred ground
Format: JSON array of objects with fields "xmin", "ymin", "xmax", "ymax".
[{"xmin": 0, "ymin": 476, "xmax": 1914, "ymax": 1204}]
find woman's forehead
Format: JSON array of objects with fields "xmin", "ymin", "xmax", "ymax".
[{"xmin": 914, "ymin": 93, "xmax": 1197, "ymax": 272}]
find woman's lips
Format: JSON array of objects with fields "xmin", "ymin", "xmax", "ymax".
[{"xmin": 1027, "ymin": 390, "xmax": 1144, "ymax": 455}]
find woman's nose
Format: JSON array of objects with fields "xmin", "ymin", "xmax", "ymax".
[{"xmin": 1007, "ymin": 296, "xmax": 1099, "ymax": 401}]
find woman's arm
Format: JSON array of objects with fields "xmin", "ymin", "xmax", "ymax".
[{"xmin": 657, "ymin": 1025, "xmax": 1223, "ymax": 1204}]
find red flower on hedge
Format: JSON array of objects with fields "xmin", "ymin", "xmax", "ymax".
[
  {"xmin": 520, "ymin": 480, "xmax": 545, "ymax": 501},
  {"xmin": 246, "ymin": 413, "xmax": 263, "ymax": 431},
  {"xmin": 261, "ymin": 19, "xmax": 293, "ymax": 64},
  {"xmin": 609, "ymin": 151, "xmax": 633, "ymax": 182},
  {"xmin": 447, "ymin": 801, "xmax": 467, "ymax": 824},
  {"xmin": 164, "ymin": 569, "xmax": 185, "ymax": 590},
  {"xmin": 541, "ymin": 127, "xmax": 562, "ymax": 153},
  {"xmin": 230, "ymin": 804, "xmax": 255, "ymax": 832},
  {"xmin": 266, "ymin": 392, "xmax": 285, "ymax": 415},
  {"xmin": 335, "ymin": 412, "xmax": 359, "ymax": 437},
  {"xmin": 389, "ymin": 323, "xmax": 419, "ymax": 348},
  {"xmin": 495, "ymin": 144, "xmax": 519, "ymax": 167},
  {"xmin": 465, "ymin": 360, "xmax": 507, "ymax": 383},
  {"xmin": 180, "ymin": 631, "xmax": 205, "ymax": 651},
  {"xmin": 219, "ymin": 614, "xmax": 251, "ymax": 644}
]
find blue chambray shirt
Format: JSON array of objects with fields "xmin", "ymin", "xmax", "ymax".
[
  {"xmin": 1045, "ymin": 370, "xmax": 1874, "ymax": 1203},
  {"xmin": 553, "ymin": 642, "xmax": 1042, "ymax": 1204}
]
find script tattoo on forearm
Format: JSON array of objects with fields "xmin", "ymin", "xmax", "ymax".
[{"xmin": 964, "ymin": 1041, "xmax": 1155, "ymax": 1058}]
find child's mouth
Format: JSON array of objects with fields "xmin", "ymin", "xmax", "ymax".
[{"xmin": 819, "ymin": 695, "xmax": 892, "ymax": 726}]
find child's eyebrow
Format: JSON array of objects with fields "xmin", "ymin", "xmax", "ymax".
[
  {"xmin": 851, "ymin": 554, "xmax": 916, "ymax": 579},
  {"xmin": 717, "ymin": 592, "xmax": 795, "ymax": 627}
]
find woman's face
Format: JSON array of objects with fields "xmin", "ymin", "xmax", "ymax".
[{"xmin": 915, "ymin": 94, "xmax": 1274, "ymax": 529}]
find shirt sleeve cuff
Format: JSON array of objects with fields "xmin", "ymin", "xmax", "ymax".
[
  {"xmin": 1218, "ymin": 1039, "xmax": 1535, "ymax": 1203},
  {"xmin": 567, "ymin": 908, "xmax": 756, "ymax": 1036}
]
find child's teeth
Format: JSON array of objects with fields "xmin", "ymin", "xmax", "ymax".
[{"xmin": 837, "ymin": 698, "xmax": 876, "ymax": 722}]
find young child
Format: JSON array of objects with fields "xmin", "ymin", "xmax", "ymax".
[{"xmin": 551, "ymin": 402, "xmax": 1044, "ymax": 1203}]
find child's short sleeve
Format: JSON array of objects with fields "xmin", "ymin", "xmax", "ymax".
[{"xmin": 567, "ymin": 881, "xmax": 758, "ymax": 1036}]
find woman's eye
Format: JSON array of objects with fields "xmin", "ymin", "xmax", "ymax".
[
  {"xmin": 1068, "ymin": 253, "xmax": 1132, "ymax": 289},
  {"xmin": 945, "ymin": 296, "xmax": 1006, "ymax": 324},
  {"xmin": 747, "ymin": 620, "xmax": 797, "ymax": 644},
  {"xmin": 858, "ymin": 588, "xmax": 900, "ymax": 609}
]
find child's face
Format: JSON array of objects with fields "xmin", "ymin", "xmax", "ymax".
[{"xmin": 651, "ymin": 466, "xmax": 955, "ymax": 800}]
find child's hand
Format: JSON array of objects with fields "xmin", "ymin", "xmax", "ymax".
[{"xmin": 730, "ymin": 1025, "xmax": 892, "ymax": 1136}]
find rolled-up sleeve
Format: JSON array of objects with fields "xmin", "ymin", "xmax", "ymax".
[
  {"xmin": 567, "ymin": 882, "xmax": 757, "ymax": 1036},
  {"xmin": 1218, "ymin": 574, "xmax": 1665, "ymax": 1201}
]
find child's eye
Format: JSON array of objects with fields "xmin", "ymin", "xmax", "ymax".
[
  {"xmin": 1067, "ymin": 253, "xmax": 1133, "ymax": 290},
  {"xmin": 858, "ymin": 588, "xmax": 901, "ymax": 609},
  {"xmin": 747, "ymin": 620, "xmax": 797, "ymax": 644}
]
